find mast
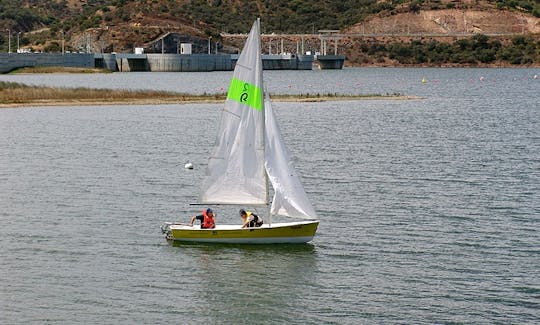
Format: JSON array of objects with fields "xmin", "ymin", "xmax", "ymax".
[{"xmin": 258, "ymin": 18, "xmax": 272, "ymax": 226}]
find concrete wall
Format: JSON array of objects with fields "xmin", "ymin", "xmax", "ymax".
[
  {"xmin": 94, "ymin": 54, "xmax": 117, "ymax": 71},
  {"xmin": 297, "ymin": 55, "xmax": 315, "ymax": 70},
  {"xmin": 0, "ymin": 53, "xmax": 94, "ymax": 73},
  {"xmin": 0, "ymin": 53, "xmax": 334, "ymax": 73},
  {"xmin": 146, "ymin": 54, "xmax": 231, "ymax": 72},
  {"xmin": 316, "ymin": 55, "xmax": 345, "ymax": 69},
  {"xmin": 0, "ymin": 53, "xmax": 232, "ymax": 73},
  {"xmin": 116, "ymin": 58, "xmax": 149, "ymax": 72},
  {"xmin": 231, "ymin": 54, "xmax": 314, "ymax": 70}
]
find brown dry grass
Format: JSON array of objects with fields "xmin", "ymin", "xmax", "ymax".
[
  {"xmin": 0, "ymin": 82, "xmax": 416, "ymax": 107},
  {"xmin": 0, "ymin": 81, "xmax": 225, "ymax": 106},
  {"xmin": 10, "ymin": 67, "xmax": 113, "ymax": 74}
]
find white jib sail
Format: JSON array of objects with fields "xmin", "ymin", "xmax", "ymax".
[
  {"xmin": 200, "ymin": 20, "xmax": 266, "ymax": 205},
  {"xmin": 264, "ymin": 97, "xmax": 318, "ymax": 219}
]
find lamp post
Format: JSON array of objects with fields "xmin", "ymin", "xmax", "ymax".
[
  {"xmin": 61, "ymin": 30, "xmax": 64, "ymax": 55},
  {"xmin": 208, "ymin": 36, "xmax": 212, "ymax": 54},
  {"xmin": 17, "ymin": 31, "xmax": 21, "ymax": 52},
  {"xmin": 6, "ymin": 29, "xmax": 11, "ymax": 53}
]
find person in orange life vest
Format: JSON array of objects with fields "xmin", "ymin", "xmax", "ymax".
[
  {"xmin": 239, "ymin": 209, "xmax": 263, "ymax": 228},
  {"xmin": 188, "ymin": 208, "xmax": 216, "ymax": 229}
]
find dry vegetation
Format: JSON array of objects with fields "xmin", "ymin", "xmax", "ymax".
[
  {"xmin": 0, "ymin": 81, "xmax": 412, "ymax": 107},
  {"xmin": 10, "ymin": 67, "xmax": 113, "ymax": 74},
  {"xmin": 0, "ymin": 81, "xmax": 224, "ymax": 106}
]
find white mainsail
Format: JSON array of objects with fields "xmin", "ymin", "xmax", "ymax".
[
  {"xmin": 200, "ymin": 19, "xmax": 317, "ymax": 220},
  {"xmin": 200, "ymin": 20, "xmax": 266, "ymax": 205},
  {"xmin": 264, "ymin": 97, "xmax": 317, "ymax": 219}
]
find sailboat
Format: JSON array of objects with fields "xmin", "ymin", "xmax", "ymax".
[{"xmin": 162, "ymin": 19, "xmax": 319, "ymax": 244}]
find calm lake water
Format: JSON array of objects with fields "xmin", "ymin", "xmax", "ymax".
[{"xmin": 1, "ymin": 68, "xmax": 539, "ymax": 324}]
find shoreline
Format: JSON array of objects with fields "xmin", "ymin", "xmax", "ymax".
[
  {"xmin": 0, "ymin": 81, "xmax": 419, "ymax": 108},
  {"xmin": 7, "ymin": 65, "xmax": 540, "ymax": 74},
  {"xmin": 0, "ymin": 94, "xmax": 420, "ymax": 108}
]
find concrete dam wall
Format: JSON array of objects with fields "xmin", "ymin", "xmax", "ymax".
[
  {"xmin": 2, "ymin": 53, "xmax": 343, "ymax": 73},
  {"xmin": 0, "ymin": 53, "xmax": 94, "ymax": 74}
]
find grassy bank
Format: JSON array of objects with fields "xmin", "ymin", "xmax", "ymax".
[
  {"xmin": 0, "ymin": 82, "xmax": 416, "ymax": 107},
  {"xmin": 9, "ymin": 67, "xmax": 113, "ymax": 74}
]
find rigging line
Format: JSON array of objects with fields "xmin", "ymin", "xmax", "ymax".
[
  {"xmin": 223, "ymin": 107, "xmax": 242, "ymax": 119},
  {"xmin": 234, "ymin": 62, "xmax": 253, "ymax": 71}
]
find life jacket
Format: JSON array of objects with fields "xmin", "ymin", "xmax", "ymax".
[
  {"xmin": 246, "ymin": 211, "xmax": 263, "ymax": 227},
  {"xmin": 201, "ymin": 210, "xmax": 215, "ymax": 229}
]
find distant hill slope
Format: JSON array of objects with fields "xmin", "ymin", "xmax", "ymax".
[
  {"xmin": 0, "ymin": 0, "xmax": 539, "ymax": 66},
  {"xmin": 347, "ymin": 9, "xmax": 540, "ymax": 35}
]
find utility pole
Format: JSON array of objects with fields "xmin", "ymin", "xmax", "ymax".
[
  {"xmin": 208, "ymin": 36, "xmax": 212, "ymax": 54},
  {"xmin": 17, "ymin": 31, "xmax": 21, "ymax": 52},
  {"xmin": 7, "ymin": 29, "xmax": 11, "ymax": 53},
  {"xmin": 61, "ymin": 30, "xmax": 64, "ymax": 54}
]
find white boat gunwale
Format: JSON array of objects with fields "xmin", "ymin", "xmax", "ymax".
[{"xmin": 168, "ymin": 220, "xmax": 318, "ymax": 231}]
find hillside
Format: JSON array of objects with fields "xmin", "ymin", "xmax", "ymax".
[
  {"xmin": 1, "ymin": 0, "xmax": 540, "ymax": 66},
  {"xmin": 347, "ymin": 8, "xmax": 540, "ymax": 34},
  {"xmin": 341, "ymin": 7, "xmax": 540, "ymax": 66}
]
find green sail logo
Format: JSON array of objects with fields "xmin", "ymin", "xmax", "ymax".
[{"xmin": 227, "ymin": 78, "xmax": 263, "ymax": 111}]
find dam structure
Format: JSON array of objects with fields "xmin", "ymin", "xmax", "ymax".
[
  {"xmin": 1, "ymin": 30, "xmax": 347, "ymax": 73},
  {"xmin": 1, "ymin": 52, "xmax": 342, "ymax": 73},
  {"xmin": 0, "ymin": 53, "xmax": 94, "ymax": 74},
  {"xmin": 95, "ymin": 53, "xmax": 233, "ymax": 72}
]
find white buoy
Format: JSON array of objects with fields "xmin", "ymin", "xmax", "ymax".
[
  {"xmin": 534, "ymin": 75, "xmax": 538, "ymax": 79},
  {"xmin": 184, "ymin": 162, "xmax": 194, "ymax": 169}
]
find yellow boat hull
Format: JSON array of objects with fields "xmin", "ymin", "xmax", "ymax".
[{"xmin": 165, "ymin": 220, "xmax": 319, "ymax": 244}]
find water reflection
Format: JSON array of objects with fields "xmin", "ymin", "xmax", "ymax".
[{"xmin": 172, "ymin": 243, "xmax": 318, "ymax": 323}]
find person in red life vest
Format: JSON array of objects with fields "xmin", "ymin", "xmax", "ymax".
[
  {"xmin": 188, "ymin": 208, "xmax": 216, "ymax": 229},
  {"xmin": 239, "ymin": 209, "xmax": 263, "ymax": 228}
]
